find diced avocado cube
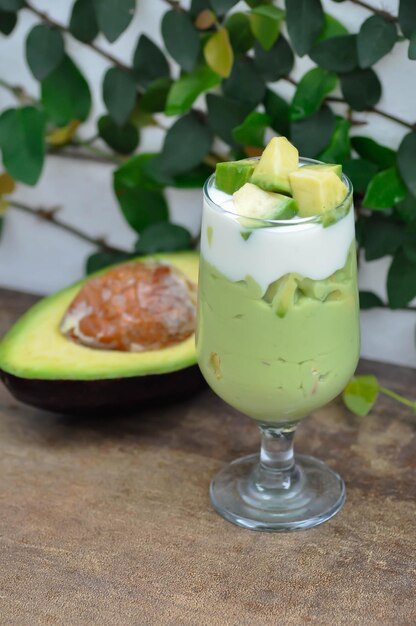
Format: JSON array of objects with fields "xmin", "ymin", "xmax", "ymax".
[
  {"xmin": 250, "ymin": 137, "xmax": 299, "ymax": 194},
  {"xmin": 232, "ymin": 182, "xmax": 297, "ymax": 227},
  {"xmin": 271, "ymin": 273, "xmax": 299, "ymax": 318},
  {"xmin": 289, "ymin": 169, "xmax": 348, "ymax": 217},
  {"xmin": 215, "ymin": 159, "xmax": 257, "ymax": 194},
  {"xmin": 302, "ymin": 163, "xmax": 342, "ymax": 178}
]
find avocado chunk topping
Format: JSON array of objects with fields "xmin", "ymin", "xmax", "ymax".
[
  {"xmin": 250, "ymin": 137, "xmax": 299, "ymax": 194},
  {"xmin": 232, "ymin": 182, "xmax": 297, "ymax": 225},
  {"xmin": 289, "ymin": 169, "xmax": 348, "ymax": 218},
  {"xmin": 302, "ymin": 163, "xmax": 342, "ymax": 178},
  {"xmin": 215, "ymin": 159, "xmax": 257, "ymax": 194}
]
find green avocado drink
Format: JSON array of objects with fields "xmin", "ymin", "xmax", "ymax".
[{"xmin": 196, "ymin": 137, "xmax": 360, "ymax": 532}]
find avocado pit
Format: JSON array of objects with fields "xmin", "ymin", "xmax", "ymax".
[{"xmin": 60, "ymin": 261, "xmax": 197, "ymax": 352}]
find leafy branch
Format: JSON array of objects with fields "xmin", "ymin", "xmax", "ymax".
[
  {"xmin": 282, "ymin": 76, "xmax": 415, "ymax": 130},
  {"xmin": 23, "ymin": 0, "xmax": 130, "ymax": 72},
  {"xmin": 0, "ymin": 0, "xmax": 415, "ymax": 301}
]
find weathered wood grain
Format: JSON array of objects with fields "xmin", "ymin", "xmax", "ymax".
[{"xmin": 0, "ymin": 288, "xmax": 415, "ymax": 625}]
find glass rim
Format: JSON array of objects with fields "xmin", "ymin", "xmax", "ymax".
[{"xmin": 203, "ymin": 156, "xmax": 353, "ymax": 226}]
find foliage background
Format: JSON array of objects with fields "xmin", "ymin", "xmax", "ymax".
[{"xmin": 0, "ymin": 0, "xmax": 415, "ymax": 365}]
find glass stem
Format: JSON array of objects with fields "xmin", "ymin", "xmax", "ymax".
[{"xmin": 256, "ymin": 424, "xmax": 298, "ymax": 491}]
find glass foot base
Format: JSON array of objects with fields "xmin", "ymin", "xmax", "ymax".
[{"xmin": 210, "ymin": 453, "xmax": 345, "ymax": 532}]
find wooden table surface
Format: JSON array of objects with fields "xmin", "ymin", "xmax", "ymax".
[{"xmin": 0, "ymin": 288, "xmax": 415, "ymax": 625}]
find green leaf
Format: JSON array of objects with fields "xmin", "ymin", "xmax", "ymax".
[
  {"xmin": 340, "ymin": 68, "xmax": 382, "ymax": 111},
  {"xmin": 161, "ymin": 9, "xmax": 201, "ymax": 73},
  {"xmin": 359, "ymin": 291, "xmax": 384, "ymax": 309},
  {"xmin": 249, "ymin": 5, "xmax": 284, "ymax": 51},
  {"xmin": 290, "ymin": 106, "xmax": 336, "ymax": 158},
  {"xmin": 363, "ymin": 168, "xmax": 407, "ymax": 210},
  {"xmin": 309, "ymin": 35, "xmax": 358, "ymax": 72},
  {"xmin": 397, "ymin": 131, "xmax": 416, "ymax": 197},
  {"xmin": 286, "ymin": 0, "xmax": 324, "ymax": 56},
  {"xmin": 204, "ymin": 27, "xmax": 234, "ymax": 78},
  {"xmin": 254, "ymin": 34, "xmax": 294, "ymax": 82},
  {"xmin": 351, "ymin": 136, "xmax": 395, "ymax": 169},
  {"xmin": 223, "ymin": 58, "xmax": 265, "ymax": 109},
  {"xmin": 98, "ymin": 115, "xmax": 139, "ymax": 154},
  {"xmin": 157, "ymin": 112, "xmax": 213, "ymax": 177},
  {"xmin": 225, "ymin": 12, "xmax": 255, "ymax": 53},
  {"xmin": 0, "ymin": 0, "xmax": 23, "ymax": 10},
  {"xmin": 92, "ymin": 0, "xmax": 135, "ymax": 43},
  {"xmin": 396, "ymin": 194, "xmax": 416, "ymax": 223},
  {"xmin": 114, "ymin": 153, "xmax": 161, "ymax": 190},
  {"xmin": 408, "ymin": 31, "xmax": 416, "ymax": 59},
  {"xmin": 316, "ymin": 13, "xmax": 348, "ymax": 42},
  {"xmin": 25, "ymin": 25, "xmax": 65, "ymax": 81},
  {"xmin": 117, "ymin": 187, "xmax": 168, "ymax": 234},
  {"xmin": 170, "ymin": 163, "xmax": 213, "ymax": 188},
  {"xmin": 387, "ymin": 248, "xmax": 416, "ymax": 308},
  {"xmin": 209, "ymin": 0, "xmax": 238, "ymax": 14},
  {"xmin": 362, "ymin": 215, "xmax": 404, "ymax": 260},
  {"xmin": 232, "ymin": 111, "xmax": 270, "ymax": 147},
  {"xmin": 165, "ymin": 65, "xmax": 220, "ymax": 116},
  {"xmin": 140, "ymin": 78, "xmax": 172, "ymax": 113},
  {"xmin": 318, "ymin": 117, "xmax": 351, "ymax": 163},
  {"xmin": 86, "ymin": 251, "xmax": 134, "ymax": 274},
  {"xmin": 41, "ymin": 55, "xmax": 91, "ymax": 126},
  {"xmin": 103, "ymin": 67, "xmax": 137, "ymax": 126},
  {"xmin": 399, "ymin": 0, "xmax": 416, "ymax": 38},
  {"xmin": 245, "ymin": 0, "xmax": 273, "ymax": 6},
  {"xmin": 403, "ymin": 222, "xmax": 416, "ymax": 262},
  {"xmin": 264, "ymin": 89, "xmax": 290, "ymax": 136},
  {"xmin": 0, "ymin": 10, "xmax": 16, "ymax": 34},
  {"xmin": 135, "ymin": 222, "xmax": 192, "ymax": 254},
  {"xmin": 0, "ymin": 107, "xmax": 45, "ymax": 185},
  {"xmin": 141, "ymin": 154, "xmax": 211, "ymax": 188},
  {"xmin": 69, "ymin": 0, "xmax": 98, "ymax": 43},
  {"xmin": 343, "ymin": 375, "xmax": 379, "ymax": 417},
  {"xmin": 206, "ymin": 93, "xmax": 249, "ymax": 145},
  {"xmin": 357, "ymin": 15, "xmax": 397, "ymax": 68},
  {"xmin": 343, "ymin": 158, "xmax": 378, "ymax": 195},
  {"xmin": 133, "ymin": 34, "xmax": 170, "ymax": 88},
  {"xmin": 290, "ymin": 68, "xmax": 337, "ymax": 121}
]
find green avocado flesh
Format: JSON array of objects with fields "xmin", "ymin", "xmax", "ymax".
[
  {"xmin": 0, "ymin": 252, "xmax": 199, "ymax": 381},
  {"xmin": 233, "ymin": 182, "xmax": 297, "ymax": 227},
  {"xmin": 302, "ymin": 163, "xmax": 342, "ymax": 178},
  {"xmin": 215, "ymin": 159, "xmax": 257, "ymax": 194},
  {"xmin": 196, "ymin": 244, "xmax": 360, "ymax": 422},
  {"xmin": 250, "ymin": 137, "xmax": 299, "ymax": 194},
  {"xmin": 289, "ymin": 169, "xmax": 348, "ymax": 218}
]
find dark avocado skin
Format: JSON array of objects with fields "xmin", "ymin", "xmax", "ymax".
[{"xmin": 0, "ymin": 365, "xmax": 204, "ymax": 416}]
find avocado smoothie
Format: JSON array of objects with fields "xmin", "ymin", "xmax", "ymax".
[
  {"xmin": 197, "ymin": 138, "xmax": 360, "ymax": 531},
  {"xmin": 197, "ymin": 163, "xmax": 359, "ymax": 423}
]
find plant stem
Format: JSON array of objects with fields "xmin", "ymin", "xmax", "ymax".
[
  {"xmin": 48, "ymin": 148, "xmax": 120, "ymax": 165},
  {"xmin": 0, "ymin": 78, "xmax": 37, "ymax": 104},
  {"xmin": 379, "ymin": 386, "xmax": 416, "ymax": 410},
  {"xmin": 9, "ymin": 200, "xmax": 128, "ymax": 254},
  {"xmin": 282, "ymin": 77, "xmax": 415, "ymax": 130},
  {"xmin": 71, "ymin": 138, "xmax": 123, "ymax": 163},
  {"xmin": 348, "ymin": 0, "xmax": 397, "ymax": 22}
]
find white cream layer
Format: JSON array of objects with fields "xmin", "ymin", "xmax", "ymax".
[{"xmin": 201, "ymin": 184, "xmax": 355, "ymax": 294}]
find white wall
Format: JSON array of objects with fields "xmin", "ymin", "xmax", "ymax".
[{"xmin": 0, "ymin": 0, "xmax": 415, "ymax": 368}]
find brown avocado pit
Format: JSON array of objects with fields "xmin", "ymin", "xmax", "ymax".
[
  {"xmin": 0, "ymin": 252, "xmax": 203, "ymax": 416},
  {"xmin": 61, "ymin": 260, "xmax": 197, "ymax": 352}
]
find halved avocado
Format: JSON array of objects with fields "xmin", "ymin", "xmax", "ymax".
[{"xmin": 0, "ymin": 251, "xmax": 204, "ymax": 415}]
